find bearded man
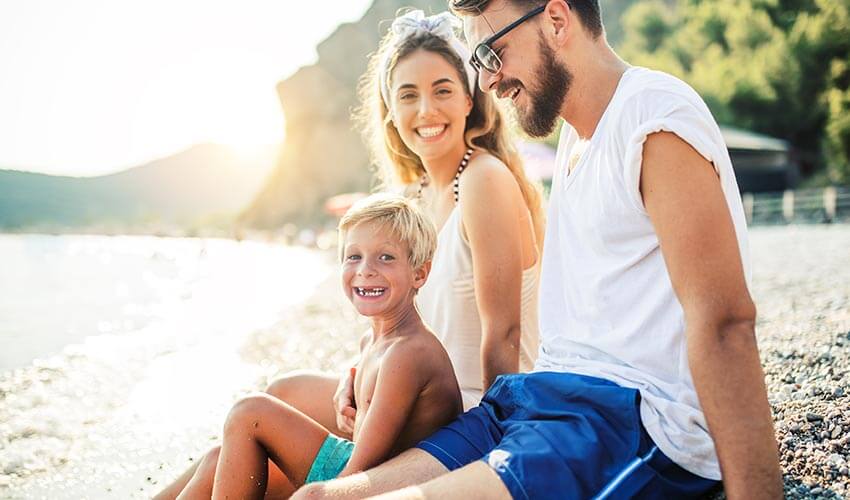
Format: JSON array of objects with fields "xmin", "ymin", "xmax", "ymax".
[{"xmin": 294, "ymin": 1, "xmax": 782, "ymax": 498}]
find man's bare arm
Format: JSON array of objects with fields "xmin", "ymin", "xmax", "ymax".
[{"xmin": 641, "ymin": 131, "xmax": 782, "ymax": 499}]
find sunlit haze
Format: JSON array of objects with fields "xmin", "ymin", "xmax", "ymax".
[{"xmin": 0, "ymin": 0, "xmax": 372, "ymax": 176}]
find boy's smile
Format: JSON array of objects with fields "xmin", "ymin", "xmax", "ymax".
[{"xmin": 353, "ymin": 287, "xmax": 386, "ymax": 298}]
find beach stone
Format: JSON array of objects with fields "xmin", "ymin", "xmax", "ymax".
[
  {"xmin": 808, "ymin": 412, "xmax": 825, "ymax": 422},
  {"xmin": 832, "ymin": 426, "xmax": 843, "ymax": 439}
]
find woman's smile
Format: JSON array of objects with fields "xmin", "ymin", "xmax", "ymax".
[{"xmin": 415, "ymin": 124, "xmax": 449, "ymax": 141}]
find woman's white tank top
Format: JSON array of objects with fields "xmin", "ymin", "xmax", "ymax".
[{"xmin": 416, "ymin": 203, "xmax": 539, "ymax": 410}]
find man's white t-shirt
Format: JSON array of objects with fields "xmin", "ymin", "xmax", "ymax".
[{"xmin": 535, "ymin": 66, "xmax": 751, "ymax": 480}]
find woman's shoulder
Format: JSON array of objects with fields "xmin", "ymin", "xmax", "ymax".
[
  {"xmin": 459, "ymin": 150, "xmax": 522, "ymax": 200},
  {"xmin": 465, "ymin": 150, "xmax": 508, "ymax": 174}
]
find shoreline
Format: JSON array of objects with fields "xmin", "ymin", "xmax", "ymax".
[
  {"xmin": 1, "ymin": 225, "xmax": 848, "ymax": 498},
  {"xmin": 0, "ymin": 246, "xmax": 347, "ymax": 499}
]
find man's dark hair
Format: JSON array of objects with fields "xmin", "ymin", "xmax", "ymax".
[{"xmin": 450, "ymin": 0, "xmax": 603, "ymax": 39}]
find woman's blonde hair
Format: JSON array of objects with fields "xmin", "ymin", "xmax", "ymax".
[
  {"xmin": 338, "ymin": 192, "xmax": 437, "ymax": 271},
  {"xmin": 354, "ymin": 27, "xmax": 545, "ymax": 246}
]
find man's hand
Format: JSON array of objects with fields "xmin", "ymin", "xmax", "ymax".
[{"xmin": 333, "ymin": 366, "xmax": 357, "ymax": 434}]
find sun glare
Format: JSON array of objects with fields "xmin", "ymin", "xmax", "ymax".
[
  {"xmin": 130, "ymin": 49, "xmax": 284, "ymax": 161},
  {"xmin": 0, "ymin": 0, "xmax": 375, "ymax": 176}
]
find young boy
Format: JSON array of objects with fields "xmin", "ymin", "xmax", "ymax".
[{"xmin": 209, "ymin": 193, "xmax": 463, "ymax": 499}]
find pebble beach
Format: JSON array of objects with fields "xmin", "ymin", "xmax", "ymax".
[
  {"xmin": 0, "ymin": 224, "xmax": 848, "ymax": 499},
  {"xmin": 751, "ymin": 225, "xmax": 850, "ymax": 499}
]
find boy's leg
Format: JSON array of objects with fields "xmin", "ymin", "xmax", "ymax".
[
  {"xmin": 293, "ymin": 448, "xmax": 449, "ymax": 499},
  {"xmin": 175, "ymin": 446, "xmax": 295, "ymax": 500},
  {"xmin": 266, "ymin": 371, "xmax": 351, "ymax": 439},
  {"xmin": 154, "ymin": 458, "xmax": 201, "ymax": 500},
  {"xmin": 154, "ymin": 373, "xmax": 339, "ymax": 499},
  {"xmin": 212, "ymin": 393, "xmax": 331, "ymax": 500}
]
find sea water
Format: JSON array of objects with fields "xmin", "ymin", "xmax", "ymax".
[{"xmin": 0, "ymin": 234, "xmax": 332, "ymax": 498}]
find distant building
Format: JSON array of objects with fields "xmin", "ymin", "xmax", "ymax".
[{"xmin": 721, "ymin": 126, "xmax": 798, "ymax": 193}]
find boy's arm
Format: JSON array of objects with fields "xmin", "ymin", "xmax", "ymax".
[
  {"xmin": 338, "ymin": 343, "xmax": 426, "ymax": 476},
  {"xmin": 333, "ymin": 330, "xmax": 373, "ymax": 434},
  {"xmin": 640, "ymin": 131, "xmax": 781, "ymax": 499}
]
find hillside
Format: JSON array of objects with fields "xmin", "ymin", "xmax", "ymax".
[{"xmin": 0, "ymin": 144, "xmax": 275, "ymax": 232}]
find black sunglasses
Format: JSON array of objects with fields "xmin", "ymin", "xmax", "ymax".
[{"xmin": 469, "ymin": 4, "xmax": 547, "ymax": 75}]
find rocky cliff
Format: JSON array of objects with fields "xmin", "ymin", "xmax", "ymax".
[{"xmin": 240, "ymin": 0, "xmax": 444, "ymax": 228}]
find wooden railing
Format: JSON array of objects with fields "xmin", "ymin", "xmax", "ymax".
[{"xmin": 742, "ymin": 186, "xmax": 850, "ymax": 225}]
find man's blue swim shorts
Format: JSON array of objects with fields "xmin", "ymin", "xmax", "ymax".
[
  {"xmin": 305, "ymin": 434, "xmax": 354, "ymax": 483},
  {"xmin": 415, "ymin": 372, "xmax": 719, "ymax": 499}
]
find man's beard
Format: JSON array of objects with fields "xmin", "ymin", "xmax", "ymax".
[{"xmin": 510, "ymin": 40, "xmax": 572, "ymax": 138}]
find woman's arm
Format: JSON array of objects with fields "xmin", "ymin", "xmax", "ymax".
[{"xmin": 460, "ymin": 156, "xmax": 529, "ymax": 390}]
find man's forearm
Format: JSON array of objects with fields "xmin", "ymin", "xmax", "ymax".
[{"xmin": 688, "ymin": 319, "xmax": 782, "ymax": 499}]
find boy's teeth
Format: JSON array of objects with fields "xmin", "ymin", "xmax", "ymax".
[{"xmin": 356, "ymin": 287, "xmax": 386, "ymax": 297}]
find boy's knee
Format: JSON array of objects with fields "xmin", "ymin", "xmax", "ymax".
[
  {"xmin": 265, "ymin": 374, "xmax": 301, "ymax": 401},
  {"xmin": 224, "ymin": 392, "xmax": 274, "ymax": 432}
]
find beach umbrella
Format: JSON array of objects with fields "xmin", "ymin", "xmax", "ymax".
[{"xmin": 324, "ymin": 192, "xmax": 368, "ymax": 217}]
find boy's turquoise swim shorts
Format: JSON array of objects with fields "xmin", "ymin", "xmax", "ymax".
[{"xmin": 305, "ymin": 434, "xmax": 355, "ymax": 483}]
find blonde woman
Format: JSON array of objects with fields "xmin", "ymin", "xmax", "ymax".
[{"xmin": 356, "ymin": 10, "xmax": 544, "ymax": 410}]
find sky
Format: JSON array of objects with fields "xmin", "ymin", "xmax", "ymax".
[{"xmin": 0, "ymin": 0, "xmax": 373, "ymax": 176}]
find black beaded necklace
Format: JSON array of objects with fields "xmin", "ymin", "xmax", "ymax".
[{"xmin": 417, "ymin": 148, "xmax": 474, "ymax": 204}]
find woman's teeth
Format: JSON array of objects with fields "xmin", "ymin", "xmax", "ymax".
[
  {"xmin": 356, "ymin": 287, "xmax": 386, "ymax": 297},
  {"xmin": 417, "ymin": 125, "xmax": 446, "ymax": 138}
]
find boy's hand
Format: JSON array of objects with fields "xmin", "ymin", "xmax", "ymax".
[{"xmin": 333, "ymin": 367, "xmax": 357, "ymax": 434}]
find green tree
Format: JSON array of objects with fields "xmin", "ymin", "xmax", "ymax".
[{"xmin": 618, "ymin": 0, "xmax": 850, "ymax": 182}]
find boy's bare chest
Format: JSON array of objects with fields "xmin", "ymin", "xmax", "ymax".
[
  {"xmin": 354, "ymin": 365, "xmax": 378, "ymax": 411},
  {"xmin": 353, "ymin": 346, "xmax": 386, "ymax": 414}
]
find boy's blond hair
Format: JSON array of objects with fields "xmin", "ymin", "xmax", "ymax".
[{"xmin": 338, "ymin": 193, "xmax": 436, "ymax": 270}]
